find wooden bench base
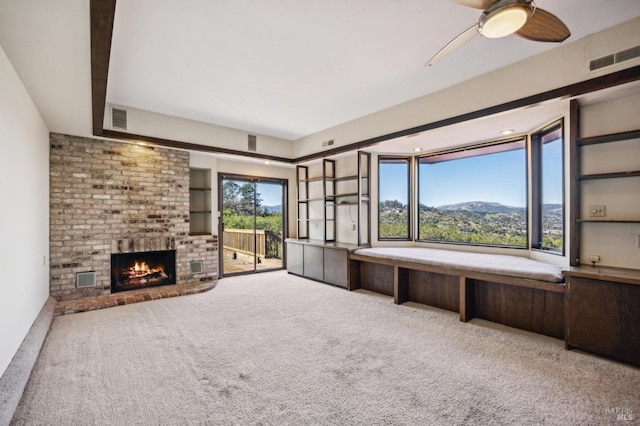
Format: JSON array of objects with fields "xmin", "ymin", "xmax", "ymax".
[{"xmin": 349, "ymin": 255, "xmax": 565, "ymax": 339}]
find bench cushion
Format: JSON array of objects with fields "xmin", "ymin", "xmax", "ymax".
[{"xmin": 353, "ymin": 247, "xmax": 564, "ymax": 283}]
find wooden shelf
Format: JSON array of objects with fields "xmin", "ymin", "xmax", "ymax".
[
  {"xmin": 577, "ymin": 129, "xmax": 640, "ymax": 147},
  {"xmin": 298, "ymin": 197, "xmax": 325, "ymax": 203},
  {"xmin": 299, "ymin": 176, "xmax": 326, "ymax": 183},
  {"xmin": 330, "ymin": 202, "xmax": 367, "ymax": 206},
  {"xmin": 334, "ymin": 175, "xmax": 358, "ymax": 182},
  {"xmin": 579, "ymin": 170, "xmax": 640, "ymax": 180},
  {"xmin": 571, "ymin": 125, "xmax": 640, "ymax": 267},
  {"xmin": 190, "ymin": 168, "xmax": 212, "ymax": 235},
  {"xmin": 564, "ymin": 265, "xmax": 640, "ymax": 286},
  {"xmin": 578, "ymin": 219, "xmax": 640, "ymax": 223},
  {"xmin": 295, "ymin": 152, "xmax": 370, "ymax": 244}
]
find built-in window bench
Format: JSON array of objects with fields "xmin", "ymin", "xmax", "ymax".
[{"xmin": 349, "ymin": 247, "xmax": 565, "ymax": 339}]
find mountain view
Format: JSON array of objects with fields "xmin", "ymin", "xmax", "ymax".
[
  {"xmin": 379, "ymin": 200, "xmax": 563, "ymax": 248},
  {"xmin": 263, "ymin": 205, "xmax": 282, "ymax": 214}
]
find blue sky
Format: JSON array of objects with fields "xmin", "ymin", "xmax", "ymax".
[
  {"xmin": 379, "ymin": 138, "xmax": 563, "ymax": 208},
  {"xmin": 257, "ymin": 182, "xmax": 283, "ymax": 207},
  {"xmin": 420, "ymin": 149, "xmax": 527, "ymax": 207},
  {"xmin": 241, "ymin": 136, "xmax": 564, "ymax": 209}
]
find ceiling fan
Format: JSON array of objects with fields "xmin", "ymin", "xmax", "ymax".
[{"xmin": 427, "ymin": 0, "xmax": 570, "ymax": 66}]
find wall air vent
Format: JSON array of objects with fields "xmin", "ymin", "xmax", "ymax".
[
  {"xmin": 111, "ymin": 107, "xmax": 128, "ymax": 130},
  {"xmin": 76, "ymin": 271, "xmax": 96, "ymax": 288},
  {"xmin": 589, "ymin": 45, "xmax": 640, "ymax": 72},
  {"xmin": 322, "ymin": 139, "xmax": 335, "ymax": 148},
  {"xmin": 248, "ymin": 134, "xmax": 257, "ymax": 152},
  {"xmin": 190, "ymin": 260, "xmax": 204, "ymax": 274}
]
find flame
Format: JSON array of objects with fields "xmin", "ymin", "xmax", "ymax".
[{"xmin": 125, "ymin": 261, "xmax": 166, "ymax": 280}]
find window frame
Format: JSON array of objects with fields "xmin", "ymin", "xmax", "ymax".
[
  {"xmin": 377, "ymin": 155, "xmax": 412, "ymax": 241},
  {"xmin": 416, "ymin": 138, "xmax": 529, "ymax": 248},
  {"xmin": 531, "ymin": 119, "xmax": 565, "ymax": 255}
]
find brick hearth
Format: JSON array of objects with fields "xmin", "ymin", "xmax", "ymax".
[
  {"xmin": 49, "ymin": 133, "xmax": 217, "ymax": 301},
  {"xmin": 54, "ymin": 280, "xmax": 217, "ymax": 316}
]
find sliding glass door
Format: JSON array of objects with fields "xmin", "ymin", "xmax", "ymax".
[{"xmin": 219, "ymin": 174, "xmax": 286, "ymax": 276}]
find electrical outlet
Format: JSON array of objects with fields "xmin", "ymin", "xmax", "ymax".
[{"xmin": 588, "ymin": 205, "xmax": 606, "ymax": 217}]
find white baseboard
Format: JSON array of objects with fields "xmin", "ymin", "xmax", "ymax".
[{"xmin": 0, "ymin": 296, "xmax": 56, "ymax": 426}]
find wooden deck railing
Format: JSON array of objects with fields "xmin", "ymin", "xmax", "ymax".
[{"xmin": 223, "ymin": 229, "xmax": 282, "ymax": 258}]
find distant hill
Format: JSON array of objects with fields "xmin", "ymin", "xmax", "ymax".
[
  {"xmin": 263, "ymin": 205, "xmax": 282, "ymax": 214},
  {"xmin": 542, "ymin": 203, "xmax": 563, "ymax": 213},
  {"xmin": 436, "ymin": 201, "xmax": 524, "ymax": 214},
  {"xmin": 379, "ymin": 200, "xmax": 562, "ymax": 247}
]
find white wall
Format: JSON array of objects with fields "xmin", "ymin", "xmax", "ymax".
[
  {"xmin": 112, "ymin": 105, "xmax": 295, "ymax": 159},
  {"xmin": 294, "ymin": 17, "xmax": 640, "ymax": 159},
  {"xmin": 0, "ymin": 0, "xmax": 92, "ymax": 137},
  {"xmin": 190, "ymin": 154, "xmax": 297, "ymax": 237},
  {"xmin": 0, "ymin": 45, "xmax": 50, "ymax": 377}
]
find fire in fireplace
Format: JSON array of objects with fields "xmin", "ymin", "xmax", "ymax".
[{"xmin": 111, "ymin": 250, "xmax": 176, "ymax": 293}]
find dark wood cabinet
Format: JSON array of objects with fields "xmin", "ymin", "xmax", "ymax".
[{"xmin": 565, "ymin": 266, "xmax": 640, "ymax": 367}]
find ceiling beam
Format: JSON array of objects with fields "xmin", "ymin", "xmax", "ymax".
[
  {"xmin": 102, "ymin": 129, "xmax": 293, "ymax": 164},
  {"xmin": 90, "ymin": 0, "xmax": 116, "ymax": 137}
]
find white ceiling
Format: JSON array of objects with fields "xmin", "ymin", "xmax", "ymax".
[{"xmin": 107, "ymin": 0, "xmax": 640, "ymax": 142}]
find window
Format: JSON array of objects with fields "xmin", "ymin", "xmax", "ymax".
[
  {"xmin": 531, "ymin": 121, "xmax": 564, "ymax": 253},
  {"xmin": 378, "ymin": 157, "xmax": 411, "ymax": 240},
  {"xmin": 417, "ymin": 139, "xmax": 527, "ymax": 247}
]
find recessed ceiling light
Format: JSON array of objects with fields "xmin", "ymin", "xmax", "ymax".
[
  {"xmin": 412, "ymin": 147, "xmax": 423, "ymax": 152},
  {"xmin": 264, "ymin": 160, "xmax": 270, "ymax": 165},
  {"xmin": 500, "ymin": 129, "xmax": 515, "ymax": 136}
]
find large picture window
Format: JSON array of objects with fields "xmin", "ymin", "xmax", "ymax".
[
  {"xmin": 532, "ymin": 121, "xmax": 564, "ymax": 253},
  {"xmin": 378, "ymin": 156, "xmax": 411, "ymax": 240},
  {"xmin": 417, "ymin": 139, "xmax": 527, "ymax": 247}
]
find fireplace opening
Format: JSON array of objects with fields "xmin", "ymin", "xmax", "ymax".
[{"xmin": 111, "ymin": 250, "xmax": 176, "ymax": 293}]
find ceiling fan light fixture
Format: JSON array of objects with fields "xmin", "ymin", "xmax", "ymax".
[{"xmin": 479, "ymin": 1, "xmax": 531, "ymax": 39}]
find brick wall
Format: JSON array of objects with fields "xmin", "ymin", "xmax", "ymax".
[{"xmin": 49, "ymin": 133, "xmax": 217, "ymax": 301}]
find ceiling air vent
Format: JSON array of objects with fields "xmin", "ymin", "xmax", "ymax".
[
  {"xmin": 615, "ymin": 45, "xmax": 640, "ymax": 63},
  {"xmin": 322, "ymin": 139, "xmax": 335, "ymax": 148},
  {"xmin": 589, "ymin": 45, "xmax": 640, "ymax": 72},
  {"xmin": 111, "ymin": 107, "xmax": 128, "ymax": 130},
  {"xmin": 248, "ymin": 134, "xmax": 257, "ymax": 152}
]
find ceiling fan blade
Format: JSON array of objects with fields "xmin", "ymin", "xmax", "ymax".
[
  {"xmin": 449, "ymin": 0, "xmax": 494, "ymax": 10},
  {"xmin": 426, "ymin": 25, "xmax": 478, "ymax": 67},
  {"xmin": 515, "ymin": 8, "xmax": 570, "ymax": 42}
]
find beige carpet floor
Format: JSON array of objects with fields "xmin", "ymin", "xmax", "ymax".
[{"xmin": 11, "ymin": 271, "xmax": 640, "ymax": 425}]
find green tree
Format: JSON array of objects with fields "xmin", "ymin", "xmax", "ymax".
[{"xmin": 222, "ymin": 181, "xmax": 240, "ymax": 213}]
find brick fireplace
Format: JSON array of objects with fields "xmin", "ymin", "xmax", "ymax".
[{"xmin": 49, "ymin": 133, "xmax": 217, "ymax": 301}]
